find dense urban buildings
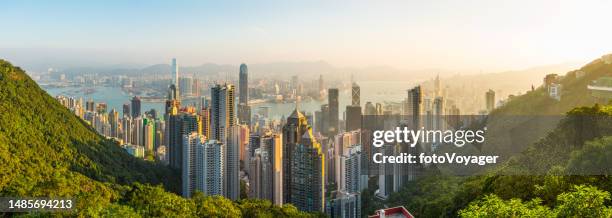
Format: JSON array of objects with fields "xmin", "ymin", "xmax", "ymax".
[{"xmin": 50, "ymin": 58, "xmax": 493, "ymax": 216}]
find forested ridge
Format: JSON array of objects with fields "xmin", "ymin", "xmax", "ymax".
[{"xmin": 0, "ymin": 60, "xmax": 318, "ymax": 217}]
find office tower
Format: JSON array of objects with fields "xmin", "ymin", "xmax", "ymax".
[
  {"xmin": 345, "ymin": 105, "xmax": 362, "ymax": 132},
  {"xmin": 352, "ymin": 82, "xmax": 360, "ymax": 106},
  {"xmin": 172, "ymin": 58, "xmax": 179, "ymax": 90},
  {"xmin": 122, "ymin": 117, "xmax": 132, "ymax": 144},
  {"xmin": 238, "ymin": 125, "xmax": 250, "ymax": 164},
  {"xmin": 131, "ymin": 96, "xmax": 141, "ymax": 118},
  {"xmin": 290, "ymin": 130, "xmax": 325, "ymax": 212},
  {"xmin": 249, "ymin": 135, "xmax": 262, "ymax": 161},
  {"xmin": 122, "ymin": 103, "xmax": 130, "ymax": 118},
  {"xmin": 179, "ymin": 77, "xmax": 193, "ymax": 97},
  {"xmin": 182, "ymin": 133, "xmax": 205, "ymax": 198},
  {"xmin": 200, "ymin": 106, "xmax": 211, "ymax": 139},
  {"xmin": 109, "ymin": 109, "xmax": 119, "ymax": 138},
  {"xmin": 143, "ymin": 117, "xmax": 155, "ymax": 155},
  {"xmin": 210, "ymin": 84, "xmax": 235, "ymax": 143},
  {"xmin": 249, "ymin": 148, "xmax": 272, "ymax": 200},
  {"xmin": 314, "ymin": 110, "xmax": 323, "ymax": 134},
  {"xmin": 328, "ymin": 88, "xmax": 339, "ymax": 136},
  {"xmin": 377, "ymin": 144, "xmax": 395, "ymax": 199},
  {"xmin": 168, "ymin": 113, "xmax": 200, "ymax": 169},
  {"xmin": 225, "ymin": 125, "xmax": 241, "ymax": 200},
  {"xmin": 199, "ymin": 140, "xmax": 225, "ymax": 196},
  {"xmin": 486, "ymin": 89, "xmax": 495, "ymax": 112},
  {"xmin": 239, "ymin": 63, "xmax": 248, "ymax": 105},
  {"xmin": 282, "ymin": 107, "xmax": 309, "ymax": 204},
  {"xmin": 433, "ymin": 97, "xmax": 445, "ymax": 131},
  {"xmin": 237, "ymin": 64, "xmax": 250, "ymax": 125},
  {"xmin": 238, "ymin": 104, "xmax": 251, "ymax": 125},
  {"xmin": 328, "ymin": 191, "xmax": 361, "ymax": 218},
  {"xmin": 342, "ymin": 145, "xmax": 361, "ymax": 193},
  {"xmin": 319, "ymin": 104, "xmax": 330, "ymax": 136},
  {"xmin": 406, "ymin": 86, "xmax": 423, "ymax": 128},
  {"xmin": 132, "ymin": 117, "xmax": 143, "ymax": 146},
  {"xmin": 261, "ymin": 133, "xmax": 283, "ymax": 205}
]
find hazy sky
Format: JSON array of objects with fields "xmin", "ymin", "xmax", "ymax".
[{"xmin": 2, "ymin": 0, "xmax": 612, "ymax": 71}]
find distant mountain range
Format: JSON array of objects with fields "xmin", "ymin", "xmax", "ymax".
[{"xmin": 31, "ymin": 60, "xmax": 578, "ymax": 84}]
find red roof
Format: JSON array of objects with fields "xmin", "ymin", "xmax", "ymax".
[{"xmin": 368, "ymin": 206, "xmax": 414, "ymax": 218}]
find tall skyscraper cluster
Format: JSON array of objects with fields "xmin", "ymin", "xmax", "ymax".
[
  {"xmin": 167, "ymin": 59, "xmax": 243, "ymax": 200},
  {"xmin": 54, "ymin": 60, "xmax": 478, "ymax": 216}
]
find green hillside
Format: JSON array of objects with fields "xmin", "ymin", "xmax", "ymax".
[
  {"xmin": 0, "ymin": 59, "xmax": 178, "ymax": 213},
  {"xmin": 482, "ymin": 55, "xmax": 612, "ymax": 157},
  {"xmin": 0, "ymin": 60, "xmax": 317, "ymax": 217},
  {"xmin": 368, "ymin": 55, "xmax": 612, "ymax": 217}
]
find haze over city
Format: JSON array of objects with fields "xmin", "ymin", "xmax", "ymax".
[{"xmin": 2, "ymin": 0, "xmax": 612, "ymax": 72}]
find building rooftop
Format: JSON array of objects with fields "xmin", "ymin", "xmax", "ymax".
[{"xmin": 368, "ymin": 206, "xmax": 414, "ymax": 218}]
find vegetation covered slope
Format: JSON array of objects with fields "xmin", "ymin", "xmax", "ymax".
[
  {"xmin": 378, "ymin": 104, "xmax": 612, "ymax": 217},
  {"xmin": 0, "ymin": 59, "xmax": 178, "ymax": 190},
  {"xmin": 482, "ymin": 55, "xmax": 612, "ymax": 158},
  {"xmin": 0, "ymin": 60, "xmax": 317, "ymax": 217},
  {"xmin": 366, "ymin": 55, "xmax": 612, "ymax": 217}
]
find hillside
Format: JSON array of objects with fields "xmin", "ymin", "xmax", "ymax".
[
  {"xmin": 368, "ymin": 55, "xmax": 612, "ymax": 217},
  {"xmin": 380, "ymin": 104, "xmax": 612, "ymax": 217},
  {"xmin": 481, "ymin": 55, "xmax": 612, "ymax": 158},
  {"xmin": 0, "ymin": 59, "xmax": 178, "ymax": 210},
  {"xmin": 0, "ymin": 60, "xmax": 317, "ymax": 217}
]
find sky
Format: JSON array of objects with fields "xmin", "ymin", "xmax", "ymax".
[{"xmin": 2, "ymin": 0, "xmax": 612, "ymax": 72}]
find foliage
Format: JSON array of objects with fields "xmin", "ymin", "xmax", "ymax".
[
  {"xmin": 459, "ymin": 185, "xmax": 612, "ymax": 218},
  {"xmin": 0, "ymin": 60, "xmax": 317, "ymax": 217},
  {"xmin": 459, "ymin": 195, "xmax": 553, "ymax": 218}
]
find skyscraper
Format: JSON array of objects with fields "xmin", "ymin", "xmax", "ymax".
[
  {"xmin": 486, "ymin": 89, "xmax": 495, "ymax": 112},
  {"xmin": 210, "ymin": 84, "xmax": 235, "ymax": 143},
  {"xmin": 328, "ymin": 191, "xmax": 361, "ymax": 218},
  {"xmin": 225, "ymin": 125, "xmax": 241, "ymax": 200},
  {"xmin": 182, "ymin": 132, "xmax": 206, "ymax": 198},
  {"xmin": 345, "ymin": 105, "xmax": 362, "ymax": 132},
  {"xmin": 198, "ymin": 140, "xmax": 224, "ymax": 197},
  {"xmin": 172, "ymin": 58, "xmax": 179, "ymax": 90},
  {"xmin": 282, "ymin": 107, "xmax": 309, "ymax": 204},
  {"xmin": 328, "ymin": 88, "xmax": 339, "ymax": 136},
  {"xmin": 249, "ymin": 147, "xmax": 272, "ymax": 201},
  {"xmin": 143, "ymin": 117, "xmax": 155, "ymax": 155},
  {"xmin": 239, "ymin": 63, "xmax": 248, "ymax": 105},
  {"xmin": 253, "ymin": 133, "xmax": 284, "ymax": 205},
  {"xmin": 122, "ymin": 103, "xmax": 130, "ymax": 118},
  {"xmin": 109, "ymin": 109, "xmax": 119, "ymax": 138},
  {"xmin": 433, "ymin": 97, "xmax": 445, "ymax": 131},
  {"xmin": 238, "ymin": 64, "xmax": 251, "ymax": 125},
  {"xmin": 168, "ymin": 113, "xmax": 200, "ymax": 169},
  {"xmin": 406, "ymin": 86, "xmax": 423, "ymax": 128},
  {"xmin": 179, "ymin": 77, "xmax": 193, "ymax": 97},
  {"xmin": 122, "ymin": 117, "xmax": 132, "ymax": 144},
  {"xmin": 290, "ymin": 130, "xmax": 325, "ymax": 212},
  {"xmin": 434, "ymin": 74, "xmax": 441, "ymax": 97},
  {"xmin": 352, "ymin": 82, "xmax": 360, "ymax": 106},
  {"xmin": 131, "ymin": 96, "xmax": 141, "ymax": 118}
]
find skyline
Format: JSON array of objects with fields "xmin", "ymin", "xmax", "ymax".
[{"xmin": 2, "ymin": 0, "xmax": 612, "ymax": 72}]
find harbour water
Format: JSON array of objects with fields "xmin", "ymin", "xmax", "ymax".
[{"xmin": 42, "ymin": 80, "xmax": 416, "ymax": 120}]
